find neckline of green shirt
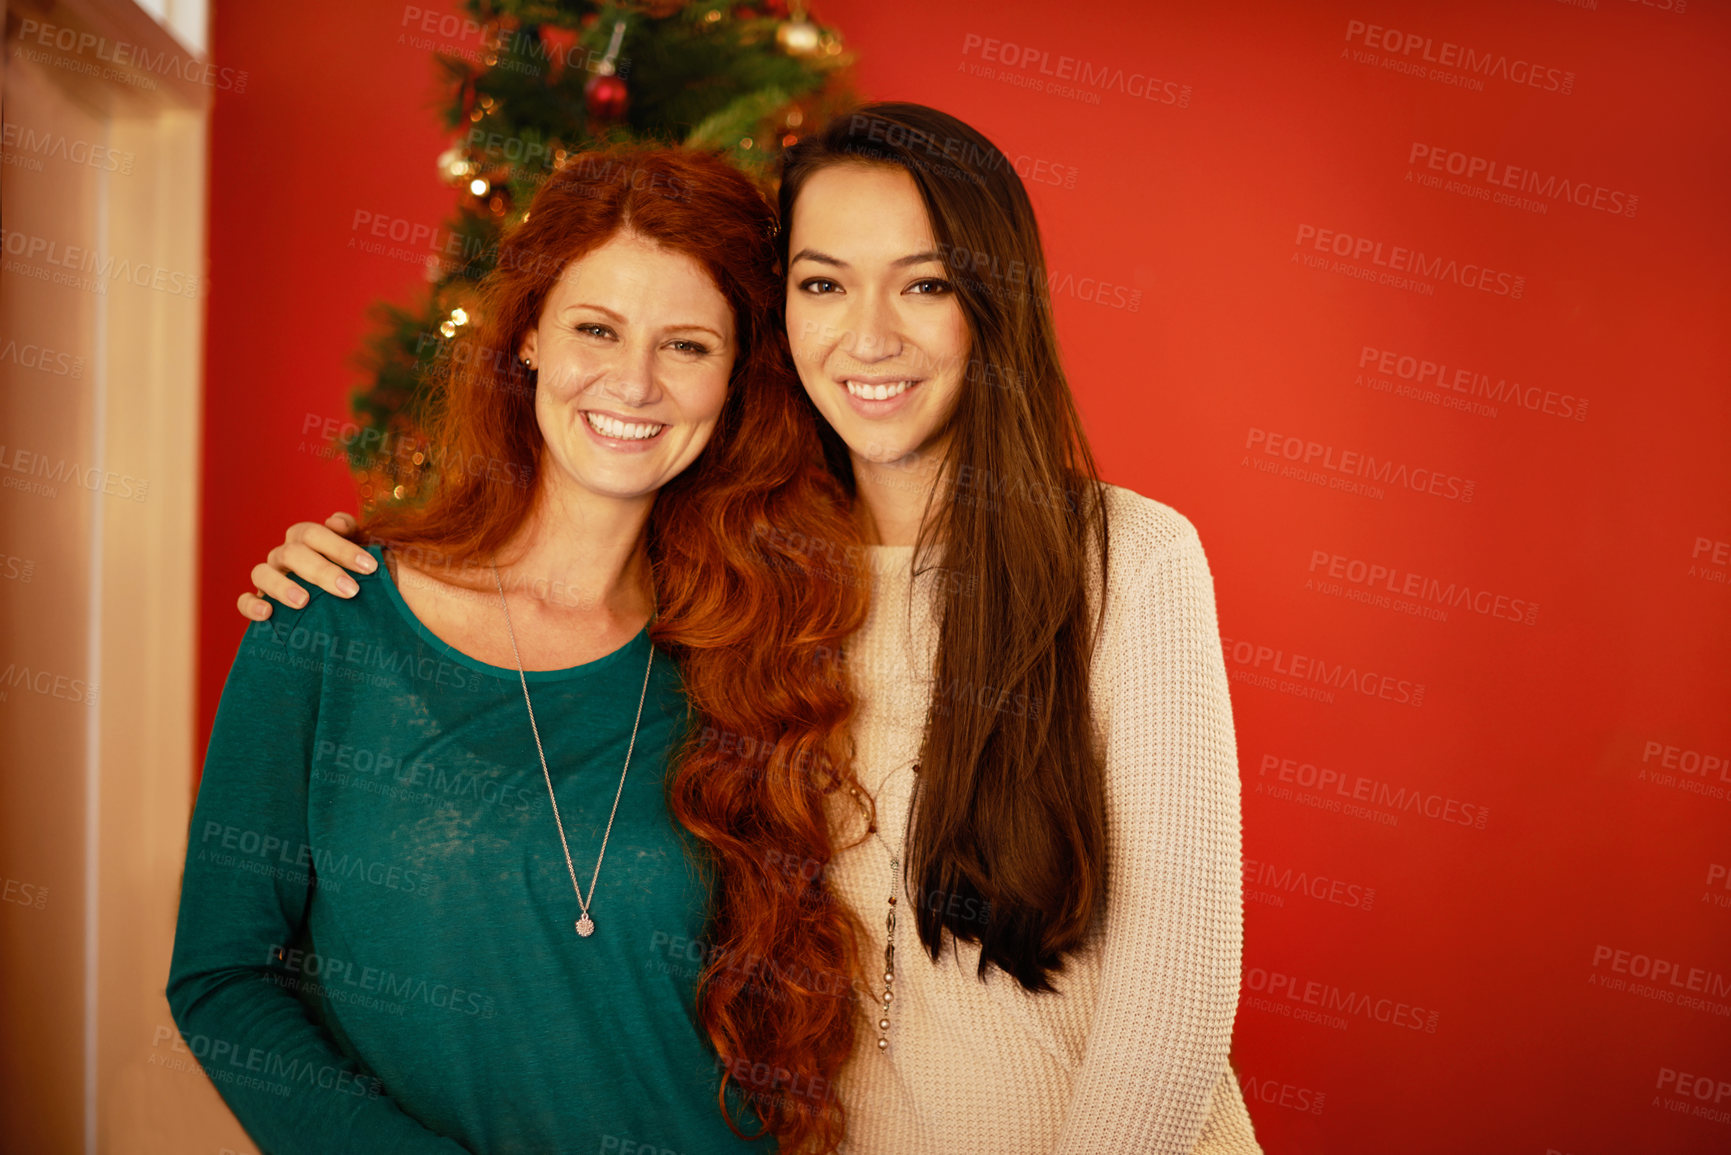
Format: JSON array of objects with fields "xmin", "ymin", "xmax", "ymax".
[{"xmin": 364, "ymin": 542, "xmax": 653, "ymax": 685}]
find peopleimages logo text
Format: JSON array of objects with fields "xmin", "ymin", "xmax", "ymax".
[
  {"xmin": 960, "ymin": 34, "xmax": 1191, "ymax": 106},
  {"xmin": 1257, "ymin": 753, "xmax": 1488, "ymax": 830},
  {"xmin": 16, "ymin": 18, "xmax": 249, "ymax": 91},
  {"xmin": 1408, "ymin": 144, "xmax": 1636, "ymax": 218},
  {"xmin": 1246, "ymin": 965, "xmax": 1441, "ymax": 1032},
  {"xmin": 1295, "ymin": 224, "xmax": 1524, "ymax": 298},
  {"xmin": 1358, "ymin": 345, "xmax": 1588, "ymax": 421},
  {"xmin": 1245, "ymin": 427, "xmax": 1475, "ymax": 502},
  {"xmin": 1344, "ymin": 19, "xmax": 1573, "ymax": 94}
]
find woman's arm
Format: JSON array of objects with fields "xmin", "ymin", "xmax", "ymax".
[
  {"xmin": 237, "ymin": 513, "xmax": 375, "ymax": 621},
  {"xmin": 1051, "ymin": 515, "xmax": 1260, "ymax": 1155},
  {"xmin": 168, "ymin": 584, "xmax": 470, "ymax": 1154}
]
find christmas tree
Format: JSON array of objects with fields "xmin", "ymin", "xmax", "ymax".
[{"xmin": 348, "ymin": 0, "xmax": 852, "ymax": 507}]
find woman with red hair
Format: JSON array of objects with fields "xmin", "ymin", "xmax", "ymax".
[{"xmin": 171, "ymin": 146, "xmax": 868, "ymax": 1154}]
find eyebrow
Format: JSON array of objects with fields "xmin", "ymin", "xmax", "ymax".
[
  {"xmin": 789, "ymin": 248, "xmax": 946, "ymax": 269},
  {"xmin": 560, "ymin": 302, "xmax": 725, "ymax": 342}
]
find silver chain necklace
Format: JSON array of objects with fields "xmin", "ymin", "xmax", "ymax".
[{"xmin": 493, "ymin": 563, "xmax": 654, "ymax": 939}]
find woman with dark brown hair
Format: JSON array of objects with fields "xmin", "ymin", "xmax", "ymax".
[
  {"xmin": 173, "ymin": 145, "xmax": 867, "ymax": 1154},
  {"xmin": 242, "ymin": 103, "xmax": 1259, "ymax": 1154},
  {"xmin": 773, "ymin": 102, "xmax": 1258, "ymax": 1154}
]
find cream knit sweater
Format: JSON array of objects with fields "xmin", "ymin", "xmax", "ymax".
[{"xmin": 824, "ymin": 486, "xmax": 1260, "ymax": 1154}]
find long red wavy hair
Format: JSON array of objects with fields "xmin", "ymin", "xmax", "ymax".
[{"xmin": 361, "ymin": 145, "xmax": 868, "ymax": 1153}]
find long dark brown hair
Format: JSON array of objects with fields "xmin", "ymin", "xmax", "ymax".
[
  {"xmin": 363, "ymin": 145, "xmax": 868, "ymax": 1153},
  {"xmin": 778, "ymin": 104, "xmax": 1110, "ymax": 992}
]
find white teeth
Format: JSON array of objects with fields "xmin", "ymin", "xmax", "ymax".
[
  {"xmin": 845, "ymin": 380, "xmax": 913, "ymax": 401},
  {"xmin": 584, "ymin": 412, "xmax": 664, "ymax": 441}
]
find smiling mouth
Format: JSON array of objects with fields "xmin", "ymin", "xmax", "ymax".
[
  {"xmin": 843, "ymin": 379, "xmax": 919, "ymax": 401},
  {"xmin": 584, "ymin": 411, "xmax": 666, "ymax": 441}
]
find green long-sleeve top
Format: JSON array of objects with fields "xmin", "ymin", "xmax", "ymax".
[{"xmin": 168, "ymin": 545, "xmax": 764, "ymax": 1154}]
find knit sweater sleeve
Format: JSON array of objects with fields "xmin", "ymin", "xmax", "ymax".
[
  {"xmin": 1050, "ymin": 504, "xmax": 1259, "ymax": 1154},
  {"xmin": 167, "ymin": 591, "xmax": 473, "ymax": 1155},
  {"xmin": 1193, "ymin": 1067, "xmax": 1263, "ymax": 1154}
]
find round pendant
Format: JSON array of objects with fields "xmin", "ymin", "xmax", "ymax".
[{"xmin": 575, "ymin": 915, "xmax": 595, "ymax": 938}]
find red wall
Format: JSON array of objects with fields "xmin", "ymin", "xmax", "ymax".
[
  {"xmin": 202, "ymin": 2, "xmax": 1731, "ymax": 1151},
  {"xmin": 198, "ymin": 0, "xmax": 454, "ymax": 748}
]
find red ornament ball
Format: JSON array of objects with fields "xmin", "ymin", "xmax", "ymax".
[{"xmin": 585, "ymin": 73, "xmax": 629, "ymax": 124}]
